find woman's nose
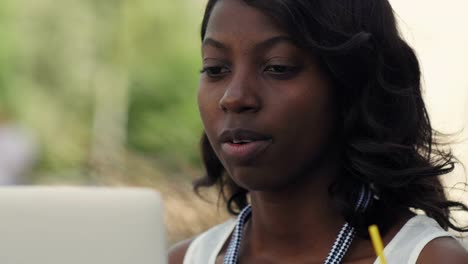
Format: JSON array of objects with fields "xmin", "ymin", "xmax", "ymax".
[{"xmin": 219, "ymin": 73, "xmax": 261, "ymax": 113}]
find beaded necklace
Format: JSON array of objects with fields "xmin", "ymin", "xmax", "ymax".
[{"xmin": 223, "ymin": 186, "xmax": 372, "ymax": 264}]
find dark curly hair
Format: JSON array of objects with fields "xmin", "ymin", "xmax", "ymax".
[{"xmin": 194, "ymin": 0, "xmax": 468, "ymax": 236}]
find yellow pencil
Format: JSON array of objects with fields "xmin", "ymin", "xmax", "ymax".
[{"xmin": 368, "ymin": 225, "xmax": 388, "ymax": 264}]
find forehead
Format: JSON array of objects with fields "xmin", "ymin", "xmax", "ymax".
[{"xmin": 204, "ymin": 0, "xmax": 286, "ymax": 43}]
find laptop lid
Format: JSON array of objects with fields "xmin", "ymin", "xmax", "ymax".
[{"xmin": 0, "ymin": 186, "xmax": 166, "ymax": 264}]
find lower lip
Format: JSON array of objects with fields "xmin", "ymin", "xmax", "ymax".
[{"xmin": 221, "ymin": 140, "xmax": 272, "ymax": 164}]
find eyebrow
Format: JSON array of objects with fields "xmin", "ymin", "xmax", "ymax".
[
  {"xmin": 202, "ymin": 36, "xmax": 296, "ymax": 52},
  {"xmin": 202, "ymin": 38, "xmax": 229, "ymax": 51}
]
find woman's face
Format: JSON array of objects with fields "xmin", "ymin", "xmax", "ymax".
[{"xmin": 198, "ymin": 0, "xmax": 338, "ymax": 191}]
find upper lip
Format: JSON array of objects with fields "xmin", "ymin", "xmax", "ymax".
[{"xmin": 219, "ymin": 129, "xmax": 272, "ymax": 143}]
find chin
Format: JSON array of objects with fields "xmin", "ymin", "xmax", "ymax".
[{"xmin": 228, "ymin": 167, "xmax": 294, "ymax": 192}]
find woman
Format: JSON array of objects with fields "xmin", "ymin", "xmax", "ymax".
[{"xmin": 170, "ymin": 0, "xmax": 468, "ymax": 263}]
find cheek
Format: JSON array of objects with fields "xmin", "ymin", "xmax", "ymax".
[
  {"xmin": 277, "ymin": 83, "xmax": 334, "ymax": 128},
  {"xmin": 197, "ymin": 85, "xmax": 222, "ymax": 147},
  {"xmin": 271, "ymin": 80, "xmax": 337, "ymax": 155},
  {"xmin": 197, "ymin": 85, "xmax": 215, "ymax": 125}
]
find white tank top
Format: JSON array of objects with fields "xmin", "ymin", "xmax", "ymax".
[{"xmin": 183, "ymin": 215, "xmax": 454, "ymax": 264}]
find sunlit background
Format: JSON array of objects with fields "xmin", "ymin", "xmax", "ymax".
[{"xmin": 0, "ymin": 0, "xmax": 466, "ymax": 245}]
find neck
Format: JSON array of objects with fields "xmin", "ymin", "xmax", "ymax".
[{"xmin": 242, "ymin": 159, "xmax": 346, "ymax": 262}]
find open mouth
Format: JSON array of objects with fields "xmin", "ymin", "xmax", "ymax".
[
  {"xmin": 221, "ymin": 139, "xmax": 272, "ymax": 163},
  {"xmin": 219, "ymin": 129, "xmax": 272, "ymax": 144},
  {"xmin": 218, "ymin": 128, "xmax": 273, "ymax": 163},
  {"xmin": 230, "ymin": 139, "xmax": 255, "ymax": 144}
]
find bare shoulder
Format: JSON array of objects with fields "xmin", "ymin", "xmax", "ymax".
[
  {"xmin": 417, "ymin": 237, "xmax": 468, "ymax": 264},
  {"xmin": 168, "ymin": 238, "xmax": 195, "ymax": 264}
]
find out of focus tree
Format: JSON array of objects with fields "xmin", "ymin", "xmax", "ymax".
[
  {"xmin": 0, "ymin": 0, "xmax": 207, "ymax": 183},
  {"xmin": 125, "ymin": 0, "xmax": 203, "ymax": 168}
]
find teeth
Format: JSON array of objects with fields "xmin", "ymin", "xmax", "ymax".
[{"xmin": 232, "ymin": 139, "xmax": 253, "ymax": 144}]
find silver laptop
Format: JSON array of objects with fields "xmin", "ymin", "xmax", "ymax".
[{"xmin": 0, "ymin": 186, "xmax": 166, "ymax": 264}]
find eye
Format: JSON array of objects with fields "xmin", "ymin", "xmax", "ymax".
[
  {"xmin": 200, "ymin": 66, "xmax": 230, "ymax": 78},
  {"xmin": 265, "ymin": 65, "xmax": 289, "ymax": 73},
  {"xmin": 264, "ymin": 65, "xmax": 300, "ymax": 79}
]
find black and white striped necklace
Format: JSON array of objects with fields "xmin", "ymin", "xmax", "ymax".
[{"xmin": 223, "ymin": 186, "xmax": 372, "ymax": 264}]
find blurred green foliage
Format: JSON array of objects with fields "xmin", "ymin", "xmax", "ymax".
[{"xmin": 0, "ymin": 0, "xmax": 207, "ymax": 182}]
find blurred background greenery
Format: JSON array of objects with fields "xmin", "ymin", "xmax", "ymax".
[{"xmin": 0, "ymin": 0, "xmax": 228, "ymax": 244}]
